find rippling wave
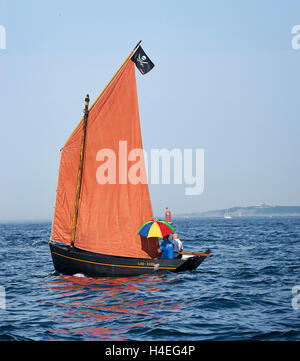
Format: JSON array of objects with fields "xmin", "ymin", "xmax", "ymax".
[{"xmin": 0, "ymin": 217, "xmax": 299, "ymax": 340}]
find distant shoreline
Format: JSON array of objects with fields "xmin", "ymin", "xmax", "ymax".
[
  {"xmin": 175, "ymin": 205, "xmax": 300, "ymax": 218},
  {"xmin": 1, "ymin": 215, "xmax": 300, "ymax": 223},
  {"xmin": 1, "ymin": 205, "xmax": 300, "ymax": 223}
]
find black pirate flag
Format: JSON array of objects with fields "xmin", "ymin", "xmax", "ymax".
[{"xmin": 131, "ymin": 46, "xmax": 155, "ymax": 75}]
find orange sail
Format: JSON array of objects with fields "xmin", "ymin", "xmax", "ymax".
[{"xmin": 51, "ymin": 60, "xmax": 157, "ymax": 258}]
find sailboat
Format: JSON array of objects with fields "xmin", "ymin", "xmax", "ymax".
[
  {"xmin": 224, "ymin": 209, "xmax": 232, "ymax": 219},
  {"xmin": 49, "ymin": 41, "xmax": 212, "ymax": 277}
]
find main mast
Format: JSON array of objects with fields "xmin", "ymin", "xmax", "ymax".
[{"xmin": 70, "ymin": 94, "xmax": 90, "ymax": 247}]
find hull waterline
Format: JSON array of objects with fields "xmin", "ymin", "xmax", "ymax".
[{"xmin": 49, "ymin": 241, "xmax": 210, "ymax": 277}]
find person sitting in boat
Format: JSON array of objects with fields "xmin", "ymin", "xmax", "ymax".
[
  {"xmin": 172, "ymin": 233, "xmax": 183, "ymax": 259},
  {"xmin": 158, "ymin": 235, "xmax": 174, "ymax": 259}
]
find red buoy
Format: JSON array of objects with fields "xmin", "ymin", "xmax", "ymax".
[{"xmin": 165, "ymin": 206, "xmax": 171, "ymax": 223}]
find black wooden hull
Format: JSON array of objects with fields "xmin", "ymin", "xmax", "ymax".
[{"xmin": 49, "ymin": 241, "xmax": 210, "ymax": 277}]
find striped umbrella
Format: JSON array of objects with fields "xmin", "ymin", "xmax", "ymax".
[{"xmin": 137, "ymin": 220, "xmax": 174, "ymax": 238}]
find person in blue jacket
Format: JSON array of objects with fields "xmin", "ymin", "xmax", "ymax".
[{"xmin": 159, "ymin": 235, "xmax": 174, "ymax": 259}]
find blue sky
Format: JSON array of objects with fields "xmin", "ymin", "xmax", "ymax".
[{"xmin": 0, "ymin": 0, "xmax": 300, "ymax": 221}]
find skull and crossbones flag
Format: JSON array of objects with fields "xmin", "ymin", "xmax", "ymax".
[{"xmin": 131, "ymin": 46, "xmax": 155, "ymax": 75}]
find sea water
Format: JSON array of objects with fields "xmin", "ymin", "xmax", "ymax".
[{"xmin": 0, "ymin": 217, "xmax": 299, "ymax": 341}]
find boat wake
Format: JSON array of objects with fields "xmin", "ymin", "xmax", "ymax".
[{"xmin": 73, "ymin": 273, "xmax": 86, "ymax": 278}]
